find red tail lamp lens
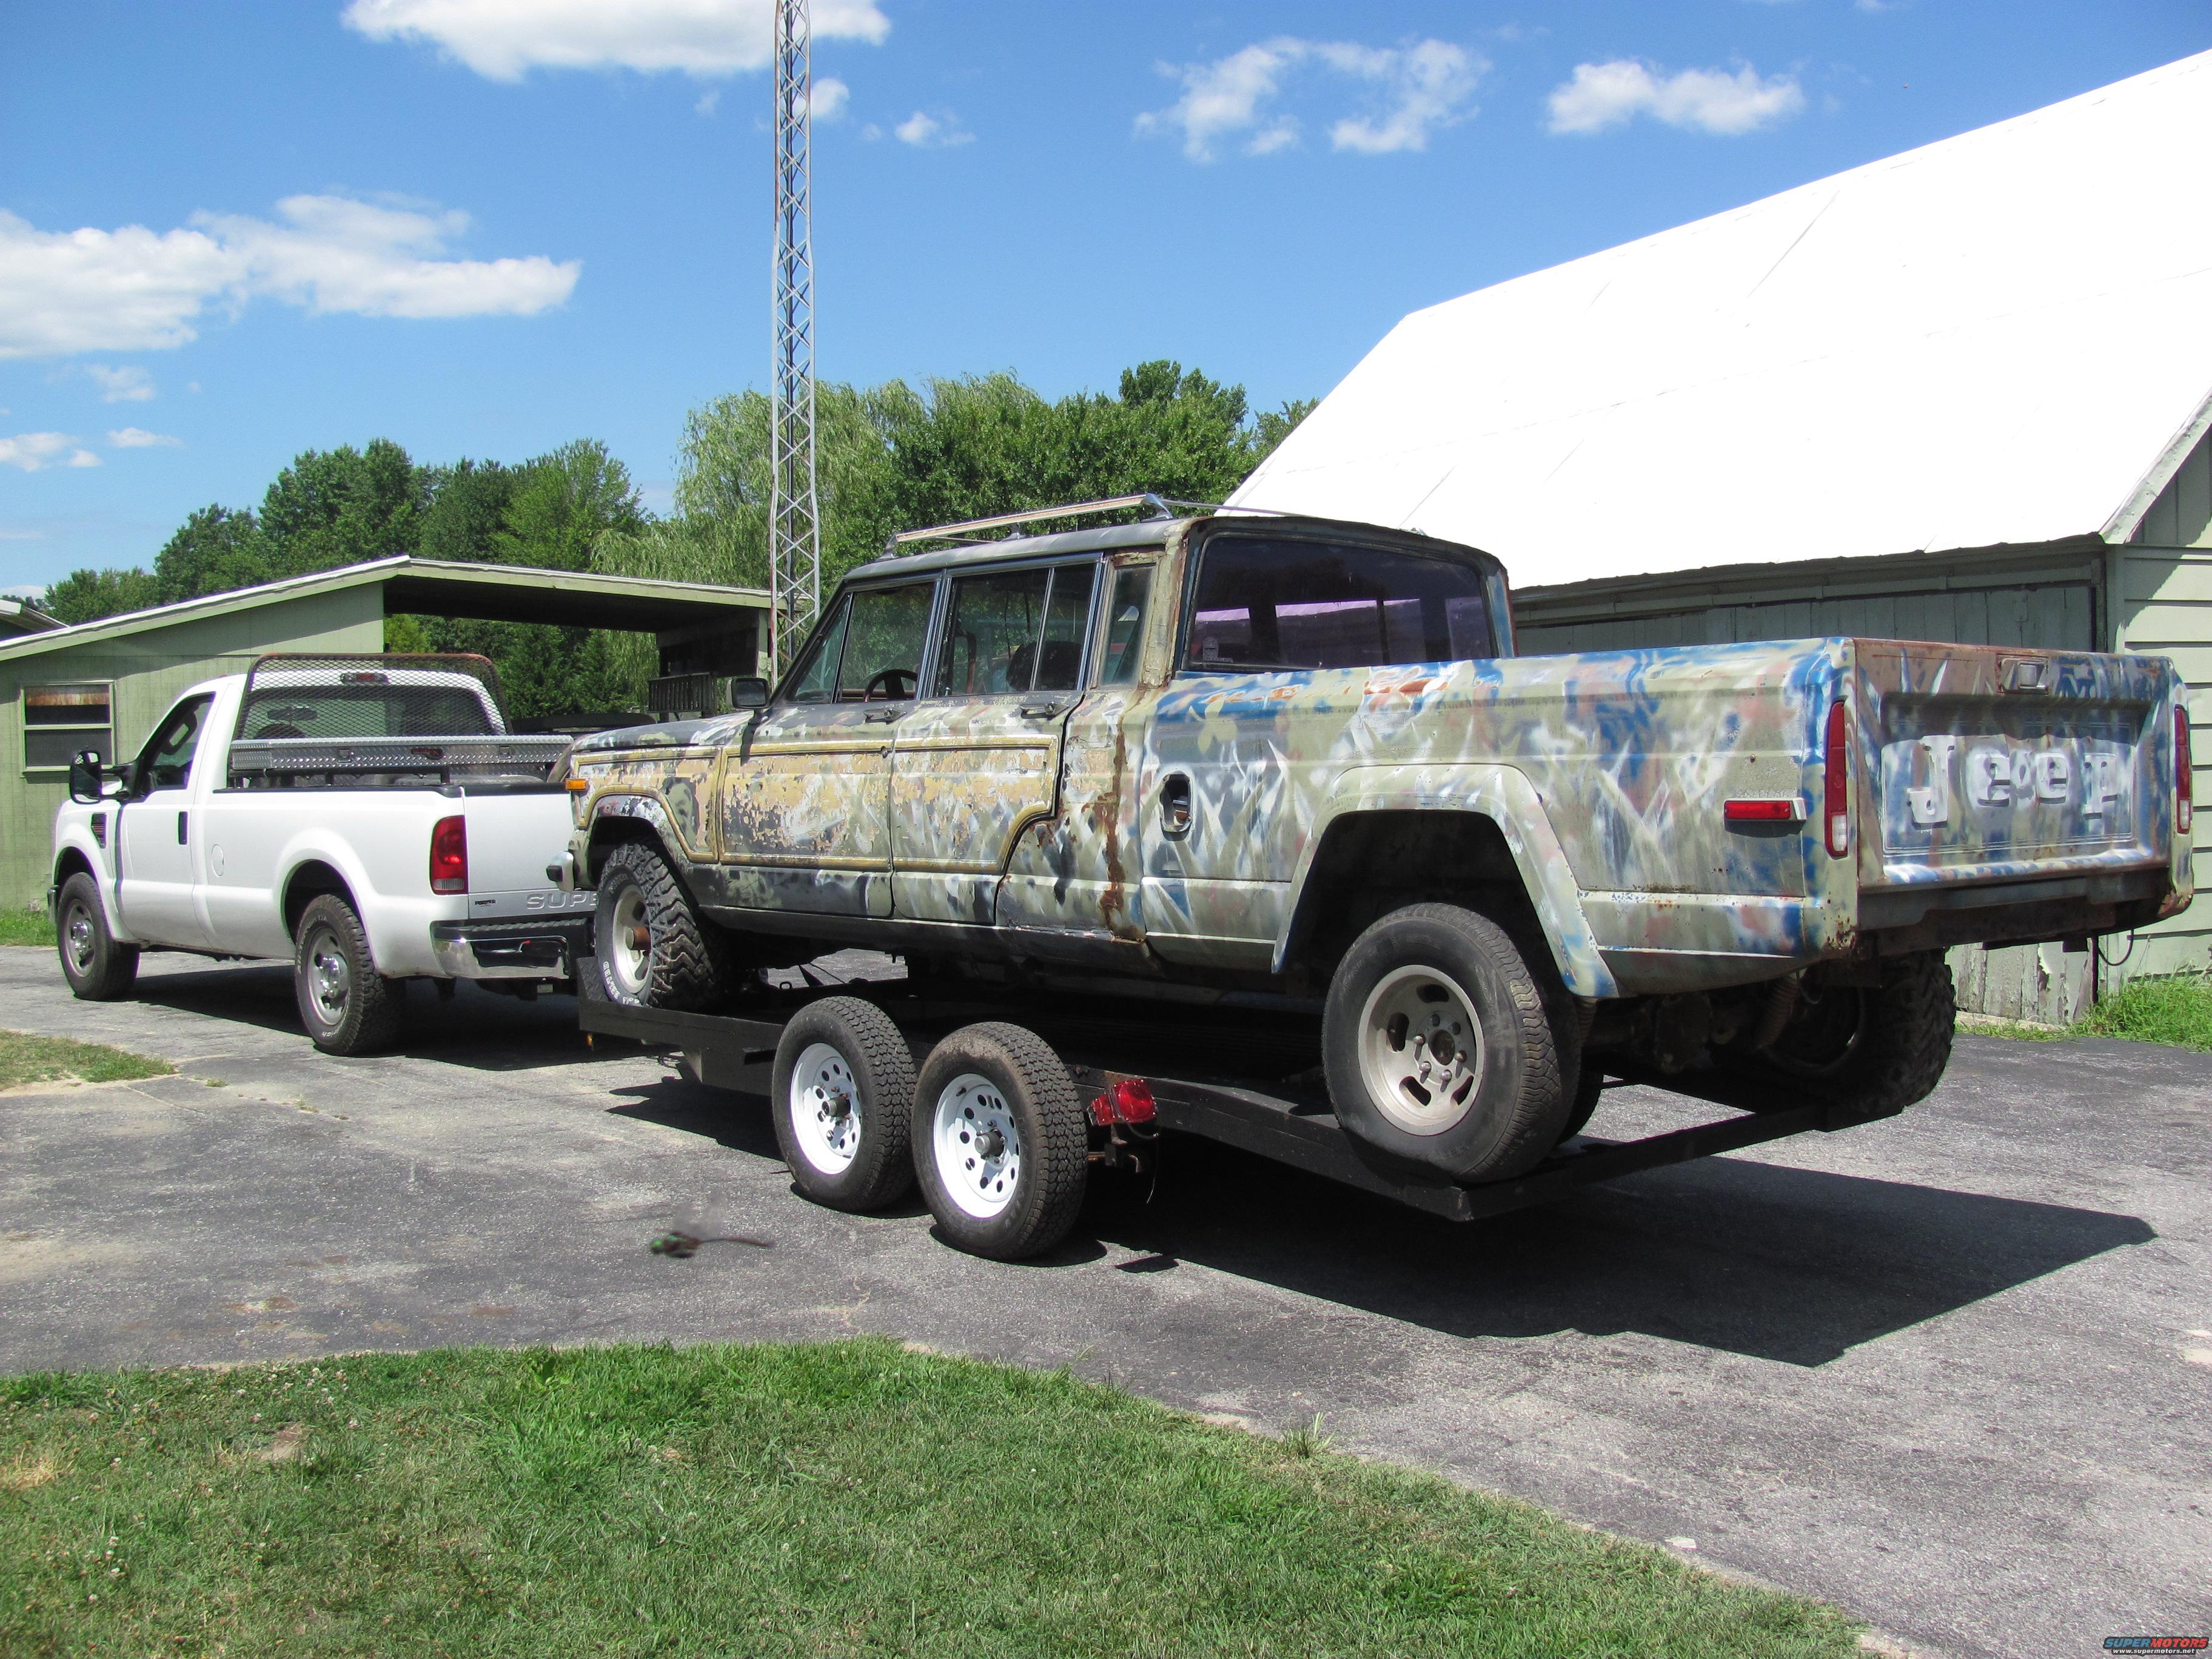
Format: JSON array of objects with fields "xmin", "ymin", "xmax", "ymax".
[
  {"xmin": 1723, "ymin": 798, "xmax": 1803, "ymax": 823},
  {"xmin": 1823, "ymin": 700, "xmax": 1851, "ymax": 859},
  {"xmin": 430, "ymin": 814, "xmax": 468, "ymax": 894},
  {"xmin": 2180, "ymin": 705, "xmax": 2195, "ymax": 836},
  {"xmin": 1090, "ymin": 1077, "xmax": 1157, "ymax": 1127}
]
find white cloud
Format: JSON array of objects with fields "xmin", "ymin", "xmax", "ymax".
[
  {"xmin": 0, "ymin": 432, "xmax": 99, "ymax": 472},
  {"xmin": 811, "ymin": 75, "xmax": 848, "ymax": 121},
  {"xmin": 1547, "ymin": 59, "xmax": 1805, "ymax": 136},
  {"xmin": 894, "ymin": 110, "xmax": 971, "ymax": 147},
  {"xmin": 694, "ymin": 87, "xmax": 720, "ymax": 116},
  {"xmin": 0, "ymin": 196, "xmax": 580, "ymax": 358},
  {"xmin": 87, "ymin": 364, "xmax": 155, "ymax": 402},
  {"xmin": 1137, "ymin": 36, "xmax": 1482, "ymax": 163},
  {"xmin": 108, "ymin": 427, "xmax": 183, "ymax": 449},
  {"xmin": 341, "ymin": 0, "xmax": 889, "ymax": 81}
]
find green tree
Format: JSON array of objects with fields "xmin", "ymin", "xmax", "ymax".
[
  {"xmin": 41, "ymin": 567, "xmax": 163, "ymax": 626},
  {"xmin": 494, "ymin": 440, "xmax": 646, "ymax": 571},
  {"xmin": 415, "ymin": 459, "xmax": 519, "ymax": 565},
  {"xmin": 260, "ymin": 437, "xmax": 427, "ymax": 578},
  {"xmin": 153, "ymin": 506, "xmax": 270, "ymax": 604}
]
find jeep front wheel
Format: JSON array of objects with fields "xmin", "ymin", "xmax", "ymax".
[
  {"xmin": 592, "ymin": 840, "xmax": 733, "ymax": 1011},
  {"xmin": 1322, "ymin": 903, "xmax": 1569, "ymax": 1182}
]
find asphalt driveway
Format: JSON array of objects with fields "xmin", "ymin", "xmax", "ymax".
[{"xmin": 2, "ymin": 943, "xmax": 2207, "ymax": 1658}]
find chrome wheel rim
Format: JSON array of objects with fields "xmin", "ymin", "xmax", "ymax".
[
  {"xmin": 606, "ymin": 885, "xmax": 649, "ymax": 999},
  {"xmin": 306, "ymin": 925, "xmax": 350, "ymax": 1025},
  {"xmin": 789, "ymin": 1042, "xmax": 863, "ymax": 1174},
  {"xmin": 932, "ymin": 1071, "xmax": 1021, "ymax": 1220},
  {"xmin": 63, "ymin": 901, "xmax": 97, "ymax": 975},
  {"xmin": 1358, "ymin": 965, "xmax": 1484, "ymax": 1136}
]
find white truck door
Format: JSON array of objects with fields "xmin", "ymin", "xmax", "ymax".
[{"xmin": 115, "ymin": 692, "xmax": 215, "ymax": 948}]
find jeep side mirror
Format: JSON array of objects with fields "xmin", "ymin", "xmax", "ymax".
[
  {"xmin": 68, "ymin": 751, "xmax": 104, "ymax": 804},
  {"xmin": 727, "ymin": 675, "xmax": 770, "ymax": 711}
]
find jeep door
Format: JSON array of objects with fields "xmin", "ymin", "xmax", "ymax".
[
  {"xmin": 718, "ymin": 580, "xmax": 934, "ymax": 918},
  {"xmin": 889, "ymin": 560, "xmax": 1096, "ymax": 923}
]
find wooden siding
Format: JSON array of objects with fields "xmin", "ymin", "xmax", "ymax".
[
  {"xmin": 2110, "ymin": 545, "xmax": 2212, "ymax": 980},
  {"xmin": 1516, "ymin": 541, "xmax": 2106, "ymax": 1022},
  {"xmin": 0, "ymin": 587, "xmax": 384, "ymax": 910}
]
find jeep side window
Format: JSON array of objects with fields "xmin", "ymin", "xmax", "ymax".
[
  {"xmin": 931, "ymin": 568, "xmax": 1051, "ymax": 697},
  {"xmin": 783, "ymin": 596, "xmax": 851, "ymax": 705},
  {"xmin": 1185, "ymin": 539, "xmax": 1495, "ymax": 672},
  {"xmin": 837, "ymin": 582, "xmax": 934, "ymax": 703},
  {"xmin": 1034, "ymin": 565, "xmax": 1096, "ymax": 691},
  {"xmin": 1095, "ymin": 565, "xmax": 1153, "ymax": 686}
]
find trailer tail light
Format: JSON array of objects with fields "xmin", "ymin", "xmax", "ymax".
[
  {"xmin": 1090, "ymin": 1077, "xmax": 1157, "ymax": 1127},
  {"xmin": 1823, "ymin": 700, "xmax": 1851, "ymax": 859},
  {"xmin": 430, "ymin": 814, "xmax": 468, "ymax": 894},
  {"xmin": 1724, "ymin": 798, "xmax": 1804, "ymax": 823},
  {"xmin": 2180, "ymin": 705, "xmax": 2195, "ymax": 837}
]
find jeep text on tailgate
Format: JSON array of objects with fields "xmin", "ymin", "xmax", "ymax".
[{"xmin": 563, "ymin": 504, "xmax": 2193, "ymax": 1185}]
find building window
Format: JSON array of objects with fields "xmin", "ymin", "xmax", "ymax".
[{"xmin": 22, "ymin": 683, "xmax": 113, "ymax": 773}]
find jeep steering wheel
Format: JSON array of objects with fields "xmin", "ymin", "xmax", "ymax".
[{"xmin": 862, "ymin": 668, "xmax": 916, "ymax": 703}]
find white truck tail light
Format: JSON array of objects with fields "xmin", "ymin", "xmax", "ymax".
[
  {"xmin": 2180, "ymin": 705, "xmax": 2195, "ymax": 837},
  {"xmin": 430, "ymin": 814, "xmax": 469, "ymax": 894},
  {"xmin": 1824, "ymin": 700, "xmax": 1851, "ymax": 859}
]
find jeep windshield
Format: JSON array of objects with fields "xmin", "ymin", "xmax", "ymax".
[{"xmin": 1185, "ymin": 535, "xmax": 1498, "ymax": 673}]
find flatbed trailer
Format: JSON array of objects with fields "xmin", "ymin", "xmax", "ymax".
[{"xmin": 577, "ymin": 960, "xmax": 1901, "ymax": 1255}]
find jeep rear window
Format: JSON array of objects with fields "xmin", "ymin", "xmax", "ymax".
[{"xmin": 1185, "ymin": 538, "xmax": 1495, "ymax": 672}]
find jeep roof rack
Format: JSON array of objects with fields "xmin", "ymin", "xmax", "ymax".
[{"xmin": 879, "ymin": 494, "xmax": 1277, "ymax": 557}]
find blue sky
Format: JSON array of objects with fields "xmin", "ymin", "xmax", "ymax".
[{"xmin": 4, "ymin": 0, "xmax": 2208, "ymax": 596}]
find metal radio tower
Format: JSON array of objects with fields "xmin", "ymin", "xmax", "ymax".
[{"xmin": 769, "ymin": 0, "xmax": 821, "ymax": 675}]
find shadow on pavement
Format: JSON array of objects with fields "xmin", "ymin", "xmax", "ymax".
[{"xmin": 1082, "ymin": 1133, "xmax": 2154, "ymax": 1367}]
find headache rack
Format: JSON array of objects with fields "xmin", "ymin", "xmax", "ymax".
[{"xmin": 224, "ymin": 652, "xmax": 569, "ymax": 787}]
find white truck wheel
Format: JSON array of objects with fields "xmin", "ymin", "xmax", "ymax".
[
  {"xmin": 55, "ymin": 871, "xmax": 138, "ymax": 1002},
  {"xmin": 293, "ymin": 893, "xmax": 403, "ymax": 1056},
  {"xmin": 769, "ymin": 996, "xmax": 917, "ymax": 1212},
  {"xmin": 911, "ymin": 1022, "xmax": 1088, "ymax": 1261}
]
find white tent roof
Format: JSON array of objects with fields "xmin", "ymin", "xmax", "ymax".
[{"xmin": 1232, "ymin": 50, "xmax": 2212, "ymax": 586}]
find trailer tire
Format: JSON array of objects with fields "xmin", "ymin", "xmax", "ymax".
[
  {"xmin": 294, "ymin": 893, "xmax": 403, "ymax": 1056},
  {"xmin": 1757, "ymin": 950, "xmax": 1956, "ymax": 1116},
  {"xmin": 55, "ymin": 872, "xmax": 138, "ymax": 1002},
  {"xmin": 1322, "ymin": 902, "xmax": 1569, "ymax": 1182},
  {"xmin": 771, "ymin": 996, "xmax": 917, "ymax": 1213},
  {"xmin": 592, "ymin": 839, "xmax": 733, "ymax": 1011},
  {"xmin": 913, "ymin": 1022, "xmax": 1088, "ymax": 1261}
]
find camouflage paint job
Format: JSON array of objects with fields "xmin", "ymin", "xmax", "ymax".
[{"xmin": 566, "ymin": 517, "xmax": 2191, "ymax": 999}]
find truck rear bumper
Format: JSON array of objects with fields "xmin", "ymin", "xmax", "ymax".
[{"xmin": 429, "ymin": 916, "xmax": 593, "ymax": 980}]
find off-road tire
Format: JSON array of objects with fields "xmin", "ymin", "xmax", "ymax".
[
  {"xmin": 1757, "ymin": 951, "xmax": 1956, "ymax": 1118},
  {"xmin": 593, "ymin": 839, "xmax": 734, "ymax": 1011},
  {"xmin": 1560, "ymin": 1067, "xmax": 1606, "ymax": 1143},
  {"xmin": 293, "ymin": 893, "xmax": 404, "ymax": 1056},
  {"xmin": 55, "ymin": 871, "xmax": 138, "ymax": 1001},
  {"xmin": 771, "ymin": 996, "xmax": 918, "ymax": 1213},
  {"xmin": 1322, "ymin": 902, "xmax": 1569, "ymax": 1182},
  {"xmin": 912, "ymin": 1022, "xmax": 1088, "ymax": 1261}
]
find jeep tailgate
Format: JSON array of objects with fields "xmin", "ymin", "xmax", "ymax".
[{"xmin": 1860, "ymin": 641, "xmax": 2182, "ymax": 893}]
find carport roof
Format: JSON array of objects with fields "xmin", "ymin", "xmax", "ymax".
[
  {"xmin": 0, "ymin": 556, "xmax": 768, "ymax": 662},
  {"xmin": 1232, "ymin": 49, "xmax": 2212, "ymax": 586}
]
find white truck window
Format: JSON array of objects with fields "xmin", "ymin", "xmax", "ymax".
[{"xmin": 139, "ymin": 695, "xmax": 212, "ymax": 789}]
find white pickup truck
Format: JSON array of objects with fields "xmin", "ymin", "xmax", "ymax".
[{"xmin": 47, "ymin": 655, "xmax": 590, "ymax": 1054}]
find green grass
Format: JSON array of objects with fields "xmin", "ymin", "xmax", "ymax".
[
  {"xmin": 0, "ymin": 907, "xmax": 56, "ymax": 948},
  {"xmin": 0, "ymin": 1030, "xmax": 173, "ymax": 1090},
  {"xmin": 0, "ymin": 1340, "xmax": 1861, "ymax": 1658},
  {"xmin": 1962, "ymin": 970, "xmax": 2212, "ymax": 1052}
]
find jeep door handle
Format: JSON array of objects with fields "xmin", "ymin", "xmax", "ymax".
[
  {"xmin": 863, "ymin": 709, "xmax": 901, "ymax": 724},
  {"xmin": 1017, "ymin": 700, "xmax": 1070, "ymax": 719}
]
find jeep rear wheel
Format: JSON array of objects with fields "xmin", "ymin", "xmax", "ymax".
[
  {"xmin": 1754, "ymin": 951, "xmax": 1956, "ymax": 1118},
  {"xmin": 1322, "ymin": 903, "xmax": 1569, "ymax": 1182}
]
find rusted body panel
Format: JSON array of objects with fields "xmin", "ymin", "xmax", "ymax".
[{"xmin": 565, "ymin": 515, "xmax": 2191, "ymax": 1001}]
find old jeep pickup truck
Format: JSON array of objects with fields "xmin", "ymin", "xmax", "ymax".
[{"xmin": 564, "ymin": 503, "xmax": 2194, "ymax": 1191}]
